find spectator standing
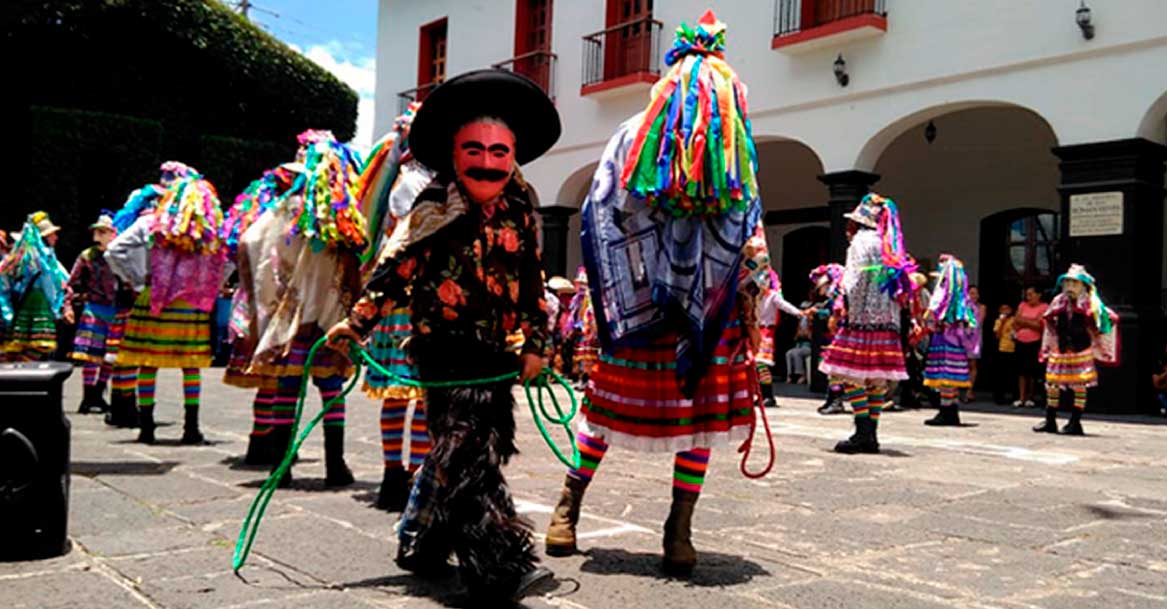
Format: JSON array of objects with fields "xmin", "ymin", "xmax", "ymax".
[
  {"xmin": 992, "ymin": 303, "xmax": 1017, "ymax": 404},
  {"xmin": 964, "ymin": 285, "xmax": 987, "ymax": 402},
  {"xmin": 1013, "ymin": 286, "xmax": 1048, "ymax": 407}
]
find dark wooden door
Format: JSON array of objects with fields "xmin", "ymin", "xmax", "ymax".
[{"xmin": 604, "ymin": 0, "xmax": 652, "ymax": 80}]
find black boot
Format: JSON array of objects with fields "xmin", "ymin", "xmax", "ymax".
[
  {"xmin": 243, "ymin": 432, "xmax": 274, "ymax": 466},
  {"xmin": 662, "ymin": 488, "xmax": 700, "ymax": 577},
  {"xmin": 136, "ymin": 407, "xmax": 156, "ymax": 444},
  {"xmin": 1033, "ymin": 406, "xmax": 1059, "ymax": 433},
  {"xmin": 93, "ymin": 382, "xmax": 110, "ymax": 413},
  {"xmin": 924, "ymin": 405, "xmax": 962, "ymax": 426},
  {"xmin": 105, "ymin": 390, "xmax": 139, "ymax": 428},
  {"xmin": 376, "ymin": 466, "xmax": 410, "ymax": 511},
  {"xmin": 324, "ymin": 425, "xmax": 354, "ymax": 487},
  {"xmin": 269, "ymin": 425, "xmax": 294, "ymax": 488},
  {"xmin": 834, "ymin": 417, "xmax": 880, "ymax": 454},
  {"xmin": 180, "ymin": 405, "xmax": 206, "ymax": 445},
  {"xmin": 760, "ymin": 381, "xmax": 778, "ymax": 408},
  {"xmin": 78, "ymin": 385, "xmax": 100, "ymax": 414},
  {"xmin": 1061, "ymin": 407, "xmax": 1085, "ymax": 436}
]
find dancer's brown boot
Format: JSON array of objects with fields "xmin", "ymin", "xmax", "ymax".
[
  {"xmin": 662, "ymin": 488, "xmax": 699, "ymax": 577},
  {"xmin": 545, "ymin": 475, "xmax": 588, "ymax": 556}
]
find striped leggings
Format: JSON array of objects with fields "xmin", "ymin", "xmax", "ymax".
[
  {"xmin": 843, "ymin": 383, "xmax": 887, "ymax": 423},
  {"xmin": 568, "ymin": 430, "xmax": 711, "ymax": 493},
  {"xmin": 111, "ymin": 366, "xmax": 138, "ymax": 397},
  {"xmin": 249, "ymin": 376, "xmax": 279, "ymax": 438},
  {"xmin": 381, "ymin": 398, "xmax": 431, "ymax": 471},
  {"xmin": 137, "ymin": 367, "xmax": 200, "ymax": 409},
  {"xmin": 81, "ymin": 361, "xmax": 113, "ymax": 387},
  {"xmin": 270, "ymin": 375, "xmax": 346, "ymax": 428}
]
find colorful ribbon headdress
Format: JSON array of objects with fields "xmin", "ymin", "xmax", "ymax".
[
  {"xmin": 1056, "ymin": 263, "xmax": 1113, "ymax": 335},
  {"xmin": 809, "ymin": 263, "xmax": 845, "ymax": 314},
  {"xmin": 222, "ymin": 166, "xmax": 299, "ymax": 257},
  {"xmin": 356, "ymin": 102, "xmax": 422, "ymax": 271},
  {"xmin": 620, "ymin": 10, "xmax": 759, "ymax": 217},
  {"xmin": 152, "ymin": 177, "xmax": 225, "ymax": 255},
  {"xmin": 0, "ymin": 215, "xmax": 69, "ymax": 324},
  {"xmin": 927, "ymin": 254, "xmax": 976, "ymax": 326},
  {"xmin": 866, "ymin": 194, "xmax": 918, "ymax": 303},
  {"xmin": 288, "ymin": 133, "xmax": 368, "ymax": 252},
  {"xmin": 112, "ymin": 184, "xmax": 165, "ymax": 232}
]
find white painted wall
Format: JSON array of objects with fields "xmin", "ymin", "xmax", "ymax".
[{"xmin": 375, "ymin": 0, "xmax": 1167, "ymax": 272}]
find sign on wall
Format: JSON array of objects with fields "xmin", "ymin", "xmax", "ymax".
[{"xmin": 1069, "ymin": 192, "xmax": 1124, "ymax": 237}]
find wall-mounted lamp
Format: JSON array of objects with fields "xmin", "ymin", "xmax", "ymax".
[
  {"xmin": 833, "ymin": 54, "xmax": 849, "ymax": 87},
  {"xmin": 1076, "ymin": 1, "xmax": 1094, "ymax": 40},
  {"xmin": 924, "ymin": 120, "xmax": 937, "ymax": 144}
]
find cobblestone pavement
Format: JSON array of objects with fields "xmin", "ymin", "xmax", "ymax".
[{"xmin": 3, "ymin": 369, "xmax": 1166, "ymax": 609}]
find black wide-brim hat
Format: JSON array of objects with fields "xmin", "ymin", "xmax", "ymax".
[{"xmin": 409, "ymin": 69, "xmax": 561, "ymax": 176}]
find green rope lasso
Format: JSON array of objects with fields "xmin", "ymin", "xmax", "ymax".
[{"xmin": 231, "ymin": 336, "xmax": 578, "ymax": 573}]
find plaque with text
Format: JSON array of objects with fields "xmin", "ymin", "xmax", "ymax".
[{"xmin": 1069, "ymin": 192, "xmax": 1123, "ymax": 237}]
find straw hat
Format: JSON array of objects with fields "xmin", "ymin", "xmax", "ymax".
[
  {"xmin": 843, "ymin": 193, "xmax": 888, "ymax": 229},
  {"xmin": 547, "ymin": 276, "xmax": 574, "ymax": 293}
]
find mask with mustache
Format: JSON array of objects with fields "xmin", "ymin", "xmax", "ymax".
[{"xmin": 453, "ymin": 120, "xmax": 516, "ymax": 204}]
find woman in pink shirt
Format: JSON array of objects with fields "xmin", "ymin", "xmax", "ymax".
[{"xmin": 1013, "ymin": 286, "xmax": 1049, "ymax": 407}]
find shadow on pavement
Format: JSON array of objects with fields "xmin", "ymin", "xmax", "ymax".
[
  {"xmin": 346, "ymin": 571, "xmax": 564, "ymax": 608},
  {"xmin": 71, "ymin": 460, "xmax": 180, "ymax": 476},
  {"xmin": 237, "ymin": 477, "xmax": 377, "ymax": 493},
  {"xmin": 577, "ymin": 548, "xmax": 769, "ymax": 586}
]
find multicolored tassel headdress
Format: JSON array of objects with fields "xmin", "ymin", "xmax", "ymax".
[
  {"xmin": 152, "ymin": 177, "xmax": 225, "ymax": 255},
  {"xmin": 927, "ymin": 254, "xmax": 976, "ymax": 327},
  {"xmin": 356, "ymin": 102, "xmax": 422, "ymax": 270},
  {"xmin": 0, "ymin": 214, "xmax": 69, "ymax": 324},
  {"xmin": 112, "ymin": 184, "xmax": 165, "ymax": 232},
  {"xmin": 160, "ymin": 161, "xmax": 200, "ymax": 184},
  {"xmin": 848, "ymin": 193, "xmax": 918, "ymax": 303},
  {"xmin": 288, "ymin": 132, "xmax": 368, "ymax": 252},
  {"xmin": 620, "ymin": 10, "xmax": 759, "ymax": 217},
  {"xmin": 809, "ymin": 263, "xmax": 845, "ymax": 314},
  {"xmin": 221, "ymin": 165, "xmax": 299, "ymax": 257},
  {"xmin": 1056, "ymin": 263, "xmax": 1113, "ymax": 335}
]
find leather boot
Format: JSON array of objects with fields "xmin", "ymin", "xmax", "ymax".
[
  {"xmin": 662, "ymin": 487, "xmax": 700, "ymax": 577},
  {"xmin": 1061, "ymin": 407, "xmax": 1085, "ymax": 436},
  {"xmin": 1033, "ymin": 394, "xmax": 1060, "ymax": 433},
  {"xmin": 105, "ymin": 390, "xmax": 139, "ymax": 428},
  {"xmin": 376, "ymin": 466, "xmax": 410, "ymax": 512},
  {"xmin": 136, "ymin": 407, "xmax": 156, "ymax": 445},
  {"xmin": 324, "ymin": 425, "xmax": 355, "ymax": 487},
  {"xmin": 93, "ymin": 382, "xmax": 110, "ymax": 413},
  {"xmin": 834, "ymin": 417, "xmax": 880, "ymax": 454},
  {"xmin": 545, "ymin": 475, "xmax": 589, "ymax": 556},
  {"xmin": 78, "ymin": 385, "xmax": 98, "ymax": 414},
  {"xmin": 243, "ymin": 432, "xmax": 274, "ymax": 466},
  {"xmin": 760, "ymin": 381, "xmax": 778, "ymax": 409},
  {"xmin": 269, "ymin": 425, "xmax": 294, "ymax": 488},
  {"xmin": 924, "ymin": 405, "xmax": 961, "ymax": 426},
  {"xmin": 180, "ymin": 405, "xmax": 206, "ymax": 445}
]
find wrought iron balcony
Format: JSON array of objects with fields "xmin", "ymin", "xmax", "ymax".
[
  {"xmin": 581, "ymin": 16, "xmax": 662, "ymax": 95},
  {"xmin": 397, "ymin": 81, "xmax": 440, "ymax": 115},
  {"xmin": 773, "ymin": 0, "xmax": 888, "ymax": 52},
  {"xmin": 492, "ymin": 50, "xmax": 558, "ymax": 101}
]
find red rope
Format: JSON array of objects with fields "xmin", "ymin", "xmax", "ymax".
[{"xmin": 737, "ymin": 348, "xmax": 776, "ymax": 479}]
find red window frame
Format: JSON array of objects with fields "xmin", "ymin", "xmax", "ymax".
[
  {"xmin": 417, "ymin": 17, "xmax": 448, "ymax": 100},
  {"xmin": 513, "ymin": 0, "xmax": 553, "ymax": 90}
]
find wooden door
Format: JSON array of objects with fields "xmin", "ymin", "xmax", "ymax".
[{"xmin": 604, "ymin": 0, "xmax": 652, "ymax": 80}]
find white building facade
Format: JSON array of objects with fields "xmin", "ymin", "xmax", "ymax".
[{"xmin": 375, "ymin": 0, "xmax": 1167, "ymax": 414}]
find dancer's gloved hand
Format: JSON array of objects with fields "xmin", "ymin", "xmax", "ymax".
[
  {"xmin": 520, "ymin": 353, "xmax": 547, "ymax": 383},
  {"xmin": 325, "ymin": 320, "xmax": 362, "ymax": 352}
]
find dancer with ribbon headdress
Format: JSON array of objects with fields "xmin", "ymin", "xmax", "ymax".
[
  {"xmin": 819, "ymin": 193, "xmax": 916, "ymax": 454},
  {"xmin": 1034, "ymin": 264, "xmax": 1118, "ymax": 436},
  {"xmin": 354, "ymin": 103, "xmax": 438, "ymax": 510},
  {"xmin": 920, "ymin": 254, "xmax": 980, "ymax": 426},
  {"xmin": 107, "ymin": 165, "xmax": 226, "ymax": 445},
  {"xmin": 543, "ymin": 12, "xmax": 762, "ymax": 576},
  {"xmin": 222, "ymin": 163, "xmax": 302, "ymax": 465},
  {"xmin": 232, "ymin": 130, "xmax": 367, "ymax": 486},
  {"xmin": 1, "ymin": 212, "xmax": 70, "ymax": 362},
  {"xmin": 743, "ymin": 228, "xmax": 804, "ymax": 407}
]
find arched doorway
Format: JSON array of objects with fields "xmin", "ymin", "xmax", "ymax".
[
  {"xmin": 979, "ymin": 208, "xmax": 1060, "ymax": 310},
  {"xmin": 781, "ymin": 226, "xmax": 829, "ymax": 305}
]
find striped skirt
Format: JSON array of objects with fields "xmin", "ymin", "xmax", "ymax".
[
  {"xmin": 579, "ymin": 321, "xmax": 755, "ymax": 453},
  {"xmin": 819, "ymin": 326, "xmax": 908, "ymax": 383},
  {"xmin": 2, "ymin": 288, "xmax": 57, "ymax": 361},
  {"xmin": 71, "ymin": 303, "xmax": 119, "ymax": 363},
  {"xmin": 363, "ymin": 308, "xmax": 423, "ymax": 400},
  {"xmin": 1045, "ymin": 348, "xmax": 1098, "ymax": 390},
  {"xmin": 118, "ymin": 289, "xmax": 211, "ymax": 368},
  {"xmin": 222, "ymin": 338, "xmax": 266, "ymax": 388},
  {"xmin": 755, "ymin": 325, "xmax": 777, "ymax": 366},
  {"xmin": 922, "ymin": 333, "xmax": 971, "ymax": 389}
]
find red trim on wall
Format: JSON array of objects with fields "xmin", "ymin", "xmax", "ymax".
[
  {"xmin": 580, "ymin": 71, "xmax": 657, "ymax": 96},
  {"xmin": 770, "ymin": 13, "xmax": 886, "ymax": 50}
]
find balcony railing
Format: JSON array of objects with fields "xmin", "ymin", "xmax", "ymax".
[
  {"xmin": 492, "ymin": 50, "xmax": 558, "ymax": 101},
  {"xmin": 581, "ymin": 16, "xmax": 663, "ymax": 89},
  {"xmin": 774, "ymin": 0, "xmax": 887, "ymax": 37},
  {"xmin": 397, "ymin": 81, "xmax": 440, "ymax": 115}
]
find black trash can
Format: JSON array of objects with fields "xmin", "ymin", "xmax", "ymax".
[{"xmin": 0, "ymin": 362, "xmax": 72, "ymax": 561}]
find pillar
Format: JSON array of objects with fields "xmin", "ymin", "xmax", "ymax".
[
  {"xmin": 1053, "ymin": 138, "xmax": 1167, "ymax": 415},
  {"xmin": 536, "ymin": 205, "xmax": 578, "ymax": 278},
  {"xmin": 818, "ymin": 170, "xmax": 881, "ymax": 264}
]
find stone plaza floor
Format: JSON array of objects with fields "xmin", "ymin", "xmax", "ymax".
[{"xmin": 2, "ymin": 369, "xmax": 1165, "ymax": 608}]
